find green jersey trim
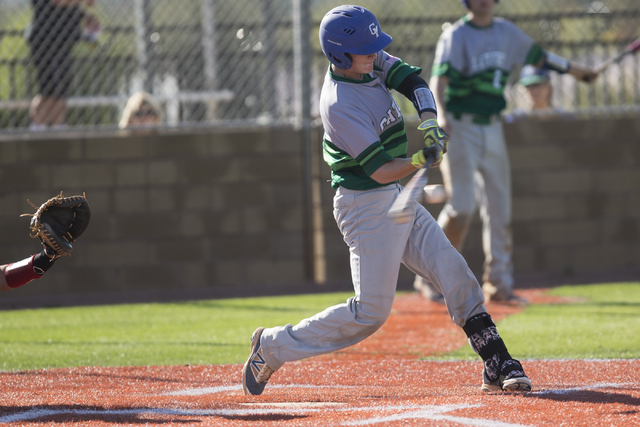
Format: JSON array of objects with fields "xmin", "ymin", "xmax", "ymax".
[
  {"xmin": 461, "ymin": 15, "xmax": 492, "ymax": 29},
  {"xmin": 386, "ymin": 61, "xmax": 422, "ymax": 90},
  {"xmin": 431, "ymin": 44, "xmax": 546, "ymax": 115},
  {"xmin": 328, "ymin": 66, "xmax": 376, "ymax": 84},
  {"xmin": 444, "ymin": 67, "xmax": 509, "ymax": 114},
  {"xmin": 324, "ymin": 120, "xmax": 408, "ymax": 190},
  {"xmin": 525, "ymin": 43, "xmax": 544, "ymax": 65}
]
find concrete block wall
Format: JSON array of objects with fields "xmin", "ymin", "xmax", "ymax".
[
  {"xmin": 506, "ymin": 117, "xmax": 640, "ymax": 279},
  {"xmin": 317, "ymin": 116, "xmax": 640, "ymax": 287},
  {"xmin": 0, "ymin": 128, "xmax": 308, "ymax": 302},
  {"xmin": 0, "ymin": 115, "xmax": 637, "ymax": 305}
]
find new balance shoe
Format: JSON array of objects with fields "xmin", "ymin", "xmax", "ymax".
[
  {"xmin": 481, "ymin": 359, "xmax": 532, "ymax": 392},
  {"xmin": 242, "ymin": 327, "xmax": 275, "ymax": 395}
]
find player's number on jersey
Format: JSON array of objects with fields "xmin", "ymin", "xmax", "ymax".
[{"xmin": 493, "ymin": 70, "xmax": 502, "ymax": 89}]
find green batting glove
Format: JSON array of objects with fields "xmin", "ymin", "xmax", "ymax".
[{"xmin": 417, "ymin": 118, "xmax": 449, "ymax": 154}]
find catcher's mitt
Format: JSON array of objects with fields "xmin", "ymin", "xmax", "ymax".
[{"xmin": 22, "ymin": 192, "xmax": 91, "ymax": 257}]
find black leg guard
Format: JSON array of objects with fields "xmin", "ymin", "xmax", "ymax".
[{"xmin": 462, "ymin": 312, "xmax": 512, "ymax": 382}]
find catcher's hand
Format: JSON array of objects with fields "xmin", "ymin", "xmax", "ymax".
[{"xmin": 22, "ymin": 192, "xmax": 91, "ymax": 257}]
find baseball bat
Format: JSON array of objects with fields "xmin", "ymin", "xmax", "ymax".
[
  {"xmin": 388, "ymin": 157, "xmax": 434, "ymax": 224},
  {"xmin": 596, "ymin": 36, "xmax": 640, "ymax": 74}
]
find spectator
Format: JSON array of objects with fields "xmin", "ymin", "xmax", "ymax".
[
  {"xmin": 119, "ymin": 92, "xmax": 163, "ymax": 129},
  {"xmin": 504, "ymin": 65, "xmax": 576, "ymax": 123},
  {"xmin": 28, "ymin": 0, "xmax": 98, "ymax": 131},
  {"xmin": 519, "ymin": 65, "xmax": 553, "ymax": 110}
]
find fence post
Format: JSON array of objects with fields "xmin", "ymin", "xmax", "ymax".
[
  {"xmin": 201, "ymin": 0, "xmax": 218, "ymax": 121},
  {"xmin": 134, "ymin": 0, "xmax": 152, "ymax": 93},
  {"xmin": 293, "ymin": 0, "xmax": 323, "ymax": 283}
]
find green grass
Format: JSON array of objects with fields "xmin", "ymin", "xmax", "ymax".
[
  {"xmin": 443, "ymin": 282, "xmax": 640, "ymax": 360},
  {"xmin": 0, "ymin": 283, "xmax": 638, "ymax": 372},
  {"xmin": 0, "ymin": 292, "xmax": 353, "ymax": 371}
]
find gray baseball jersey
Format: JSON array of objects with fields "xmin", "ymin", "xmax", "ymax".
[
  {"xmin": 432, "ymin": 16, "xmax": 544, "ymax": 115},
  {"xmin": 319, "ymin": 50, "xmax": 420, "ymax": 190}
]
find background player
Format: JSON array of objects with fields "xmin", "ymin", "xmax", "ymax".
[
  {"xmin": 242, "ymin": 4, "xmax": 531, "ymax": 396},
  {"xmin": 414, "ymin": 0, "xmax": 598, "ymax": 304}
]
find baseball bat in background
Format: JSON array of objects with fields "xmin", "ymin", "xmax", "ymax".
[
  {"xmin": 388, "ymin": 157, "xmax": 435, "ymax": 224},
  {"xmin": 596, "ymin": 36, "xmax": 640, "ymax": 74}
]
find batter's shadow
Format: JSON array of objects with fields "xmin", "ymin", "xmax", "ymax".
[
  {"xmin": 0, "ymin": 404, "xmax": 198, "ymax": 424},
  {"xmin": 523, "ymin": 388, "xmax": 640, "ymax": 407}
]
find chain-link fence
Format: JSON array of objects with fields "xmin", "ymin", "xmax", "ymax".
[{"xmin": 0, "ymin": 0, "xmax": 638, "ymax": 133}]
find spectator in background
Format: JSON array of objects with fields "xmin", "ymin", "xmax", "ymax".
[
  {"xmin": 119, "ymin": 92, "xmax": 163, "ymax": 129},
  {"xmin": 519, "ymin": 65, "xmax": 553, "ymax": 111},
  {"xmin": 28, "ymin": 0, "xmax": 98, "ymax": 131},
  {"xmin": 504, "ymin": 65, "xmax": 574, "ymax": 123}
]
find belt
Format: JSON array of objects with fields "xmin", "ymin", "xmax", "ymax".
[{"xmin": 452, "ymin": 112, "xmax": 500, "ymax": 125}]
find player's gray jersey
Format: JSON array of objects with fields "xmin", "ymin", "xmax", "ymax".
[
  {"xmin": 319, "ymin": 51, "xmax": 421, "ymax": 190},
  {"xmin": 432, "ymin": 16, "xmax": 544, "ymax": 115}
]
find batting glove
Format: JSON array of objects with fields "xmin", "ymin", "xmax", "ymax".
[
  {"xmin": 418, "ymin": 118, "xmax": 449, "ymax": 154},
  {"xmin": 411, "ymin": 145, "xmax": 443, "ymax": 169},
  {"xmin": 413, "ymin": 119, "xmax": 449, "ymax": 168}
]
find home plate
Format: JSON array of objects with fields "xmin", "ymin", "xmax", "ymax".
[{"xmin": 239, "ymin": 402, "xmax": 346, "ymax": 408}]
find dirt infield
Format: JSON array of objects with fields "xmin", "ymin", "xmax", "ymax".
[{"xmin": 0, "ymin": 289, "xmax": 638, "ymax": 426}]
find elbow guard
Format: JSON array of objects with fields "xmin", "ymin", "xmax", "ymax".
[
  {"xmin": 543, "ymin": 52, "xmax": 570, "ymax": 74},
  {"xmin": 411, "ymin": 85, "xmax": 438, "ymax": 116},
  {"xmin": 396, "ymin": 73, "xmax": 437, "ymax": 116}
]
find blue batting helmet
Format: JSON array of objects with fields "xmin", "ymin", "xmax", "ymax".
[
  {"xmin": 461, "ymin": 0, "xmax": 499, "ymax": 9},
  {"xmin": 319, "ymin": 5, "xmax": 392, "ymax": 70}
]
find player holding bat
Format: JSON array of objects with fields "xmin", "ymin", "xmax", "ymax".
[
  {"xmin": 242, "ymin": 4, "xmax": 531, "ymax": 396},
  {"xmin": 414, "ymin": 0, "xmax": 599, "ymax": 305}
]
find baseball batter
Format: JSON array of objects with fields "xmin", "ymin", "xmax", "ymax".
[
  {"xmin": 414, "ymin": 0, "xmax": 598, "ymax": 304},
  {"xmin": 242, "ymin": 4, "xmax": 531, "ymax": 396}
]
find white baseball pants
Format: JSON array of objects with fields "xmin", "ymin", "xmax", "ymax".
[
  {"xmin": 438, "ymin": 113, "xmax": 513, "ymax": 293},
  {"xmin": 260, "ymin": 183, "xmax": 485, "ymax": 371}
]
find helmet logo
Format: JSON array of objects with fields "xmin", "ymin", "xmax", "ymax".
[{"xmin": 369, "ymin": 23, "xmax": 379, "ymax": 38}]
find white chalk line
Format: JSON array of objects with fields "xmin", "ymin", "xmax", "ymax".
[
  {"xmin": 342, "ymin": 404, "xmax": 534, "ymax": 427},
  {"xmin": 0, "ymin": 383, "xmax": 630, "ymax": 425}
]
